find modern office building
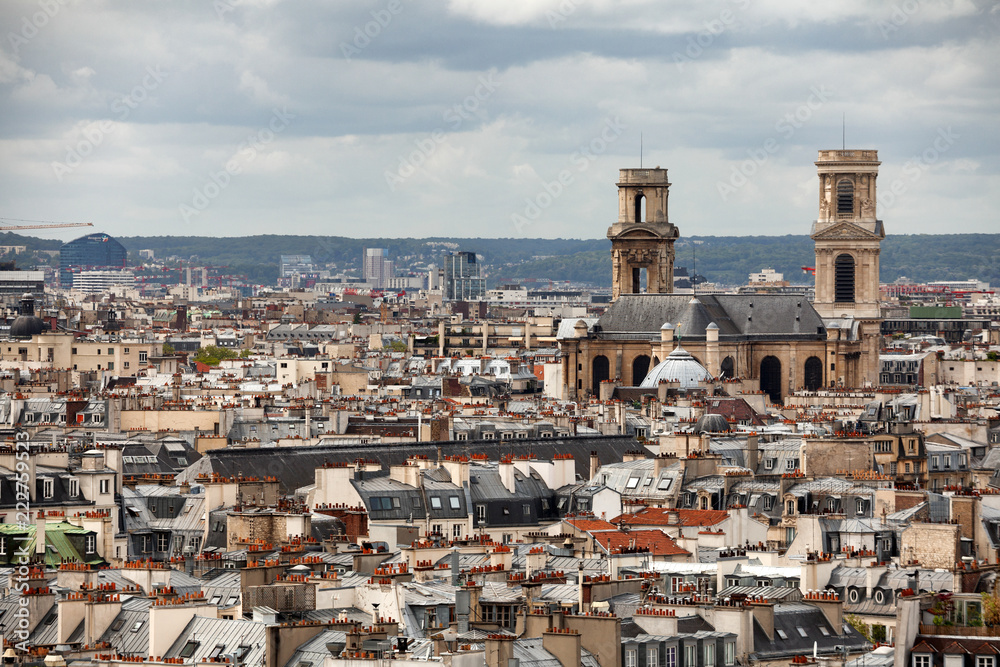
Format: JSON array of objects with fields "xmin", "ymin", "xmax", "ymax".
[
  {"xmin": 363, "ymin": 248, "xmax": 394, "ymax": 288},
  {"xmin": 0, "ymin": 270, "xmax": 45, "ymax": 304},
  {"xmin": 72, "ymin": 270, "xmax": 136, "ymax": 294},
  {"xmin": 444, "ymin": 251, "xmax": 486, "ymax": 301},
  {"xmin": 59, "ymin": 233, "xmax": 127, "ymax": 287},
  {"xmin": 279, "ymin": 255, "xmax": 315, "ymax": 278}
]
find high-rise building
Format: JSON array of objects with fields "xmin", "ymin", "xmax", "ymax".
[
  {"xmin": 363, "ymin": 248, "xmax": 394, "ymax": 288},
  {"xmin": 280, "ymin": 255, "xmax": 315, "ymax": 278},
  {"xmin": 443, "ymin": 251, "xmax": 486, "ymax": 301},
  {"xmin": 59, "ymin": 233, "xmax": 127, "ymax": 287}
]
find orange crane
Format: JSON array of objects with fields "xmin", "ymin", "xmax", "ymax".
[{"xmin": 0, "ymin": 217, "xmax": 93, "ymax": 232}]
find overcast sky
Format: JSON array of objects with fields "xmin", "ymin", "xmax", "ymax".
[{"xmin": 1, "ymin": 0, "xmax": 997, "ymax": 242}]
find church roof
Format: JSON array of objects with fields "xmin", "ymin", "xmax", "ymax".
[{"xmin": 596, "ymin": 294, "xmax": 826, "ymax": 341}]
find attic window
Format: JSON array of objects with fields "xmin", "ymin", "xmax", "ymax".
[
  {"xmin": 449, "ymin": 496, "xmax": 461, "ymax": 510},
  {"xmin": 210, "ymin": 595, "xmax": 222, "ymax": 605},
  {"xmin": 430, "ymin": 497, "xmax": 442, "ymax": 510},
  {"xmin": 131, "ymin": 621, "xmax": 144, "ymax": 633},
  {"xmin": 626, "ymin": 477, "xmax": 640, "ymax": 489},
  {"xmin": 208, "ymin": 645, "xmax": 226, "ymax": 659},
  {"xmin": 110, "ymin": 618, "xmax": 125, "ymax": 632},
  {"xmin": 818, "ymin": 626, "xmax": 830, "ymax": 636},
  {"xmin": 796, "ymin": 627, "xmax": 808, "ymax": 638},
  {"xmin": 180, "ymin": 641, "xmax": 200, "ymax": 658},
  {"xmin": 775, "ymin": 629, "xmax": 788, "ymax": 640},
  {"xmin": 643, "ymin": 478, "xmax": 653, "ymax": 486},
  {"xmin": 657, "ymin": 478, "xmax": 672, "ymax": 491}
]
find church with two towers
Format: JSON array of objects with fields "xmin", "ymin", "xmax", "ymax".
[{"xmin": 557, "ymin": 149, "xmax": 885, "ymax": 404}]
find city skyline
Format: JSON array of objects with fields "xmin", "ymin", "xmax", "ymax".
[{"xmin": 1, "ymin": 1, "xmax": 997, "ymax": 241}]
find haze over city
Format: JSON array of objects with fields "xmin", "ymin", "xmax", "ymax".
[{"xmin": 1, "ymin": 0, "xmax": 998, "ymax": 240}]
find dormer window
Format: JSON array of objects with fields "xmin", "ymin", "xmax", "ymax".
[
  {"xmin": 43, "ymin": 478, "xmax": 53, "ymax": 499},
  {"xmin": 68, "ymin": 478, "xmax": 79, "ymax": 497}
]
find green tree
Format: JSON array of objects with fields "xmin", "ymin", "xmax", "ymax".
[
  {"xmin": 193, "ymin": 345, "xmax": 239, "ymax": 366},
  {"xmin": 162, "ymin": 342, "xmax": 175, "ymax": 355}
]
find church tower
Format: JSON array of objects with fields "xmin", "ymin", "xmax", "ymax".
[
  {"xmin": 810, "ymin": 150, "xmax": 884, "ymax": 320},
  {"xmin": 607, "ymin": 168, "xmax": 679, "ymax": 300}
]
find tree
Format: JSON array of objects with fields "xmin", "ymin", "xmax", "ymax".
[
  {"xmin": 162, "ymin": 342, "xmax": 175, "ymax": 355},
  {"xmin": 193, "ymin": 345, "xmax": 239, "ymax": 366},
  {"xmin": 845, "ymin": 614, "xmax": 873, "ymax": 642},
  {"xmin": 982, "ymin": 587, "xmax": 1000, "ymax": 627}
]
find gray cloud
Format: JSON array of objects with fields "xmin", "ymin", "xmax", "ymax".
[{"xmin": 0, "ymin": 0, "xmax": 996, "ymax": 240}]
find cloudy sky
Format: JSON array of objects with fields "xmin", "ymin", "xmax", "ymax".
[{"xmin": 1, "ymin": 0, "xmax": 998, "ymax": 242}]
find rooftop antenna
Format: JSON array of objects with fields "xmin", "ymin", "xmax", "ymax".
[
  {"xmin": 692, "ymin": 242, "xmax": 697, "ymax": 296},
  {"xmin": 842, "ymin": 113, "xmax": 846, "ymax": 150},
  {"xmin": 640, "ymin": 132, "xmax": 643, "ymax": 168}
]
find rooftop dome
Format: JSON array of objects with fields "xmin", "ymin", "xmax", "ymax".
[
  {"xmin": 693, "ymin": 413, "xmax": 731, "ymax": 434},
  {"xmin": 10, "ymin": 293, "xmax": 46, "ymax": 339},
  {"xmin": 639, "ymin": 346, "xmax": 712, "ymax": 389}
]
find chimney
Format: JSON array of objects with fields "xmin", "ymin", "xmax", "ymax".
[
  {"xmin": 35, "ymin": 514, "xmax": 46, "ymax": 555},
  {"xmin": 590, "ymin": 452, "xmax": 600, "ymax": 481},
  {"xmin": 499, "ymin": 458, "xmax": 516, "ymax": 494},
  {"xmin": 456, "ymin": 588, "xmax": 471, "ymax": 634},
  {"xmin": 751, "ymin": 601, "xmax": 775, "ymax": 641},
  {"xmin": 451, "ymin": 548, "xmax": 461, "ymax": 587},
  {"xmin": 542, "ymin": 629, "xmax": 581, "ymax": 667},
  {"xmin": 806, "ymin": 591, "xmax": 844, "ymax": 636},
  {"xmin": 485, "ymin": 634, "xmax": 514, "ymax": 667},
  {"xmin": 746, "ymin": 433, "xmax": 759, "ymax": 472},
  {"xmin": 552, "ymin": 455, "xmax": 575, "ymax": 489}
]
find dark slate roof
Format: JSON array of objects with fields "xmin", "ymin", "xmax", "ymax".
[
  {"xmin": 596, "ymin": 294, "xmax": 825, "ymax": 341},
  {"xmin": 181, "ymin": 435, "xmax": 649, "ymax": 494},
  {"xmin": 752, "ymin": 604, "xmax": 870, "ymax": 660}
]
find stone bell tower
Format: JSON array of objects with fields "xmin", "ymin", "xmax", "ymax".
[
  {"xmin": 607, "ymin": 168, "xmax": 679, "ymax": 300},
  {"xmin": 810, "ymin": 150, "xmax": 884, "ymax": 320}
]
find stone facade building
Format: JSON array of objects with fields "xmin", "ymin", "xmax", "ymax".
[{"xmin": 559, "ymin": 151, "xmax": 886, "ymax": 402}]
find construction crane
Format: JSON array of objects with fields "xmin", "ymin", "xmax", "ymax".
[{"xmin": 0, "ymin": 217, "xmax": 93, "ymax": 232}]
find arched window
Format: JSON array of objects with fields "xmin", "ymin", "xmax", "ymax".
[
  {"xmin": 720, "ymin": 356, "xmax": 735, "ymax": 380},
  {"xmin": 760, "ymin": 356, "xmax": 782, "ymax": 405},
  {"xmin": 592, "ymin": 355, "xmax": 610, "ymax": 395},
  {"xmin": 632, "ymin": 355, "xmax": 650, "ymax": 385},
  {"xmin": 835, "ymin": 253, "xmax": 855, "ymax": 303},
  {"xmin": 634, "ymin": 193, "xmax": 646, "ymax": 223},
  {"xmin": 804, "ymin": 356, "xmax": 823, "ymax": 391},
  {"xmin": 837, "ymin": 178, "xmax": 853, "ymax": 216}
]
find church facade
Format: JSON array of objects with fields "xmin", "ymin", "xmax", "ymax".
[{"xmin": 558, "ymin": 151, "xmax": 885, "ymax": 404}]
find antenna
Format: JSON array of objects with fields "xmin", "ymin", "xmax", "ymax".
[
  {"xmin": 842, "ymin": 113, "xmax": 845, "ymax": 150},
  {"xmin": 692, "ymin": 243, "xmax": 697, "ymax": 296},
  {"xmin": 640, "ymin": 132, "xmax": 643, "ymax": 168}
]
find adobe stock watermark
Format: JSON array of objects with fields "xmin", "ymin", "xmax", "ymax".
[
  {"xmin": 179, "ymin": 107, "xmax": 295, "ymax": 223},
  {"xmin": 11, "ymin": 430, "xmax": 32, "ymax": 652},
  {"xmin": 51, "ymin": 66, "xmax": 168, "ymax": 183},
  {"xmin": 672, "ymin": 0, "xmax": 750, "ymax": 72},
  {"xmin": 510, "ymin": 116, "xmax": 626, "ymax": 234},
  {"xmin": 879, "ymin": 127, "xmax": 959, "ymax": 210},
  {"xmin": 384, "ymin": 70, "xmax": 501, "ymax": 192},
  {"xmin": 7, "ymin": 0, "xmax": 70, "ymax": 55},
  {"xmin": 877, "ymin": 0, "xmax": 953, "ymax": 39},
  {"xmin": 546, "ymin": 0, "xmax": 582, "ymax": 27},
  {"xmin": 716, "ymin": 85, "xmax": 833, "ymax": 201},
  {"xmin": 340, "ymin": 0, "xmax": 409, "ymax": 60}
]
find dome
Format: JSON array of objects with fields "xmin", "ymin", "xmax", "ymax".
[
  {"xmin": 694, "ymin": 413, "xmax": 731, "ymax": 434},
  {"xmin": 639, "ymin": 346, "xmax": 712, "ymax": 389},
  {"xmin": 10, "ymin": 293, "xmax": 45, "ymax": 339}
]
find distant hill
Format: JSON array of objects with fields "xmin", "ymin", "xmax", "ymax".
[{"xmin": 13, "ymin": 232, "xmax": 996, "ymax": 289}]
